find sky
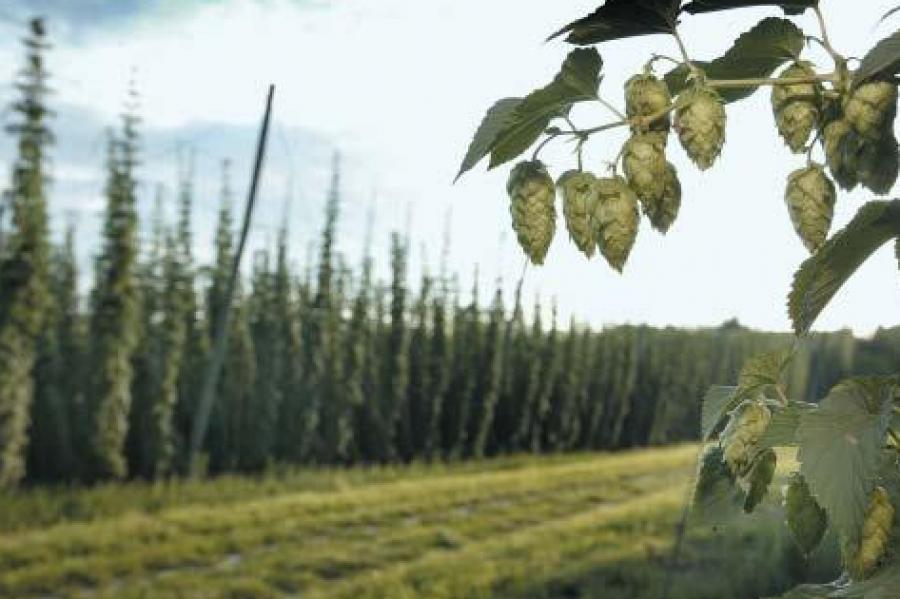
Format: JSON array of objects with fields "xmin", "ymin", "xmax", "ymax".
[{"xmin": 0, "ymin": 0, "xmax": 897, "ymax": 335}]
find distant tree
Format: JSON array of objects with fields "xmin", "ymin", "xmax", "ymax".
[
  {"xmin": 467, "ymin": 281, "xmax": 504, "ymax": 458},
  {"xmin": 0, "ymin": 18, "xmax": 52, "ymax": 487}
]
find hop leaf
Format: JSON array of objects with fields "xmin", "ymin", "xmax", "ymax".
[
  {"xmin": 643, "ymin": 162, "xmax": 682, "ymax": 234},
  {"xmin": 625, "ymin": 73, "xmax": 672, "ymax": 133},
  {"xmin": 693, "ymin": 444, "xmax": 738, "ymax": 511},
  {"xmin": 785, "ymin": 472, "xmax": 828, "ymax": 555},
  {"xmin": 721, "ymin": 399, "xmax": 772, "ymax": 476},
  {"xmin": 594, "ymin": 176, "xmax": 640, "ymax": 272},
  {"xmin": 675, "ymin": 87, "xmax": 727, "ymax": 170},
  {"xmin": 847, "ymin": 486, "xmax": 895, "ymax": 580},
  {"xmin": 558, "ymin": 170, "xmax": 598, "ymax": 257},
  {"xmin": 844, "ymin": 81, "xmax": 898, "ymax": 141},
  {"xmin": 507, "ymin": 161, "xmax": 557, "ymax": 265},
  {"xmin": 623, "ymin": 133, "xmax": 668, "ymax": 206},
  {"xmin": 771, "ymin": 62, "xmax": 821, "ymax": 153},
  {"xmin": 785, "ymin": 163, "xmax": 837, "ymax": 253},
  {"xmin": 743, "ymin": 448, "xmax": 777, "ymax": 513}
]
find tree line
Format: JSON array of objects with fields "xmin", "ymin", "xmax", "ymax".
[{"xmin": 1, "ymin": 19, "xmax": 897, "ymax": 487}]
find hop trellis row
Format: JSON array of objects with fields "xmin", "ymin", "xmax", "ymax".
[{"xmin": 458, "ymin": 2, "xmax": 900, "ymax": 595}]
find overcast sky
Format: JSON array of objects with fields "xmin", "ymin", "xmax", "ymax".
[{"xmin": 0, "ymin": 0, "xmax": 897, "ymax": 334}]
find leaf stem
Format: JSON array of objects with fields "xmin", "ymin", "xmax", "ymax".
[
  {"xmin": 672, "ymin": 29, "xmax": 701, "ymax": 79},
  {"xmin": 596, "ymin": 94, "xmax": 626, "ymax": 120},
  {"xmin": 814, "ymin": 5, "xmax": 845, "ymax": 67},
  {"xmin": 531, "ymin": 133, "xmax": 560, "ymax": 162}
]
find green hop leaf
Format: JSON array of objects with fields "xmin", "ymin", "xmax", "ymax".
[
  {"xmin": 785, "ymin": 472, "xmax": 828, "ymax": 556},
  {"xmin": 743, "ymin": 447, "xmax": 777, "ymax": 513}
]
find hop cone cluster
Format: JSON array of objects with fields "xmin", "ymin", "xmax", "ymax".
[
  {"xmin": 784, "ymin": 473, "xmax": 828, "ymax": 556},
  {"xmin": 594, "ymin": 176, "xmax": 639, "ymax": 272},
  {"xmin": 720, "ymin": 400, "xmax": 771, "ymax": 476},
  {"xmin": 771, "ymin": 62, "xmax": 821, "ymax": 153},
  {"xmin": 785, "ymin": 164, "xmax": 836, "ymax": 252},
  {"xmin": 847, "ymin": 486, "xmax": 895, "ymax": 580},
  {"xmin": 625, "ymin": 74, "xmax": 672, "ymax": 133},
  {"xmin": 675, "ymin": 87, "xmax": 727, "ymax": 170},
  {"xmin": 558, "ymin": 170, "xmax": 598, "ymax": 258},
  {"xmin": 823, "ymin": 81, "xmax": 899, "ymax": 194},
  {"xmin": 507, "ymin": 161, "xmax": 556, "ymax": 265},
  {"xmin": 742, "ymin": 448, "xmax": 777, "ymax": 513}
]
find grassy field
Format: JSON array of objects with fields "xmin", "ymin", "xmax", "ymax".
[{"xmin": 0, "ymin": 445, "xmax": 838, "ymax": 599}]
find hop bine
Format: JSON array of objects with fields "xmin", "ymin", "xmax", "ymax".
[
  {"xmin": 846, "ymin": 486, "xmax": 894, "ymax": 580},
  {"xmin": 558, "ymin": 170, "xmax": 598, "ymax": 258},
  {"xmin": 594, "ymin": 176, "xmax": 639, "ymax": 272},
  {"xmin": 507, "ymin": 161, "xmax": 557, "ymax": 265},
  {"xmin": 784, "ymin": 472, "xmax": 828, "ymax": 556},
  {"xmin": 771, "ymin": 62, "xmax": 821, "ymax": 153},
  {"xmin": 785, "ymin": 163, "xmax": 836, "ymax": 253},
  {"xmin": 625, "ymin": 73, "xmax": 672, "ymax": 134},
  {"xmin": 675, "ymin": 87, "xmax": 727, "ymax": 170},
  {"xmin": 720, "ymin": 400, "xmax": 771, "ymax": 476}
]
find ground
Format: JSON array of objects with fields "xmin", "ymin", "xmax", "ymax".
[{"xmin": 0, "ymin": 445, "xmax": 838, "ymax": 599}]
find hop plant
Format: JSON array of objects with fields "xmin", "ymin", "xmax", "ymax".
[
  {"xmin": 625, "ymin": 73, "xmax": 672, "ymax": 133},
  {"xmin": 623, "ymin": 133, "xmax": 668, "ymax": 205},
  {"xmin": 847, "ymin": 486, "xmax": 895, "ymax": 580},
  {"xmin": 558, "ymin": 170, "xmax": 598, "ymax": 257},
  {"xmin": 784, "ymin": 473, "xmax": 828, "ymax": 556},
  {"xmin": 594, "ymin": 176, "xmax": 639, "ymax": 272},
  {"xmin": 720, "ymin": 399, "xmax": 771, "ymax": 476},
  {"xmin": 507, "ymin": 161, "xmax": 557, "ymax": 265},
  {"xmin": 742, "ymin": 448, "xmax": 777, "ymax": 513},
  {"xmin": 675, "ymin": 87, "xmax": 727, "ymax": 170},
  {"xmin": 785, "ymin": 163, "xmax": 837, "ymax": 252},
  {"xmin": 843, "ymin": 81, "xmax": 898, "ymax": 141},
  {"xmin": 822, "ymin": 118, "xmax": 859, "ymax": 191},
  {"xmin": 771, "ymin": 62, "xmax": 821, "ymax": 153},
  {"xmin": 643, "ymin": 162, "xmax": 682, "ymax": 234}
]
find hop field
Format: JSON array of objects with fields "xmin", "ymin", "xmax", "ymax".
[{"xmin": 0, "ymin": 445, "xmax": 837, "ymax": 599}]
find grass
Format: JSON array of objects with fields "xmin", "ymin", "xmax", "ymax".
[{"xmin": 0, "ymin": 445, "xmax": 838, "ymax": 599}]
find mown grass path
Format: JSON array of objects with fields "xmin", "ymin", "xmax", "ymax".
[{"xmin": 0, "ymin": 446, "xmax": 804, "ymax": 599}]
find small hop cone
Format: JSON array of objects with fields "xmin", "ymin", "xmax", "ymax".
[
  {"xmin": 742, "ymin": 448, "xmax": 776, "ymax": 513},
  {"xmin": 693, "ymin": 444, "xmax": 735, "ymax": 509},
  {"xmin": 844, "ymin": 81, "xmax": 898, "ymax": 141},
  {"xmin": 772, "ymin": 62, "xmax": 821, "ymax": 153},
  {"xmin": 847, "ymin": 486, "xmax": 895, "ymax": 580},
  {"xmin": 823, "ymin": 119, "xmax": 859, "ymax": 191},
  {"xmin": 507, "ymin": 161, "xmax": 557, "ymax": 265},
  {"xmin": 623, "ymin": 133, "xmax": 668, "ymax": 206},
  {"xmin": 675, "ymin": 87, "xmax": 727, "ymax": 170},
  {"xmin": 785, "ymin": 164, "xmax": 837, "ymax": 253},
  {"xmin": 720, "ymin": 400, "xmax": 771, "ymax": 476},
  {"xmin": 643, "ymin": 162, "xmax": 682, "ymax": 234},
  {"xmin": 785, "ymin": 473, "xmax": 828, "ymax": 556},
  {"xmin": 594, "ymin": 176, "xmax": 639, "ymax": 272},
  {"xmin": 625, "ymin": 74, "xmax": 672, "ymax": 134},
  {"xmin": 558, "ymin": 170, "xmax": 598, "ymax": 258},
  {"xmin": 856, "ymin": 131, "xmax": 900, "ymax": 195}
]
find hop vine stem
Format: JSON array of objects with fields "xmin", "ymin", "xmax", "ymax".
[{"xmin": 814, "ymin": 5, "xmax": 845, "ymax": 67}]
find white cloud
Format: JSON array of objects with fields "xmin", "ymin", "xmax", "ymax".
[{"xmin": 1, "ymin": 0, "xmax": 897, "ymax": 334}]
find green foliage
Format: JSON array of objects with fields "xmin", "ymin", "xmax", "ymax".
[
  {"xmin": 682, "ymin": 1, "xmax": 817, "ymax": 16},
  {"xmin": 853, "ymin": 29, "xmax": 900, "ymax": 86},
  {"xmin": 665, "ymin": 17, "xmax": 804, "ymax": 103},
  {"xmin": 549, "ymin": 1, "xmax": 680, "ymax": 45}
]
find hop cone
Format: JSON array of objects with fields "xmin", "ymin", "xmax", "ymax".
[
  {"xmin": 623, "ymin": 133, "xmax": 668, "ymax": 205},
  {"xmin": 507, "ymin": 161, "xmax": 556, "ymax": 265},
  {"xmin": 771, "ymin": 62, "xmax": 821, "ymax": 153},
  {"xmin": 643, "ymin": 162, "xmax": 682, "ymax": 234},
  {"xmin": 844, "ymin": 81, "xmax": 898, "ymax": 141},
  {"xmin": 743, "ymin": 448, "xmax": 777, "ymax": 513},
  {"xmin": 823, "ymin": 119, "xmax": 859, "ymax": 191},
  {"xmin": 720, "ymin": 400, "xmax": 771, "ymax": 476},
  {"xmin": 558, "ymin": 170, "xmax": 598, "ymax": 258},
  {"xmin": 847, "ymin": 486, "xmax": 895, "ymax": 580},
  {"xmin": 785, "ymin": 164, "xmax": 836, "ymax": 253},
  {"xmin": 856, "ymin": 131, "xmax": 900, "ymax": 195},
  {"xmin": 675, "ymin": 87, "xmax": 727, "ymax": 170},
  {"xmin": 594, "ymin": 176, "xmax": 639, "ymax": 272},
  {"xmin": 784, "ymin": 472, "xmax": 828, "ymax": 556},
  {"xmin": 693, "ymin": 444, "xmax": 735, "ymax": 509},
  {"xmin": 625, "ymin": 74, "xmax": 672, "ymax": 133}
]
